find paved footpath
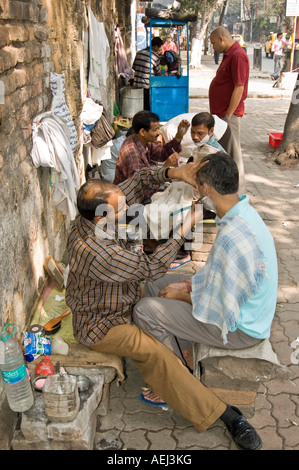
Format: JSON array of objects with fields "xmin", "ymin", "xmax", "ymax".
[{"xmin": 95, "ymin": 56, "xmax": 299, "ymax": 451}]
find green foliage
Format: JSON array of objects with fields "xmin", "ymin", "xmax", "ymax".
[
  {"xmin": 180, "ymin": 0, "xmax": 223, "ymax": 15},
  {"xmin": 179, "ymin": 0, "xmax": 201, "ymax": 14}
]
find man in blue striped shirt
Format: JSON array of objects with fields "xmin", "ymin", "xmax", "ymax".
[
  {"xmin": 134, "ymin": 152, "xmax": 278, "ymax": 354},
  {"xmin": 132, "ymin": 37, "xmax": 163, "ymax": 110}
]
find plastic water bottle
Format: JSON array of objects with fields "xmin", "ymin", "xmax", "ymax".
[{"xmin": 0, "ymin": 324, "xmax": 34, "ymax": 412}]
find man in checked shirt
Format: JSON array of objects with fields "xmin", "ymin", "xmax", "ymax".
[
  {"xmin": 114, "ymin": 110, "xmax": 189, "ymax": 202},
  {"xmin": 66, "ymin": 161, "xmax": 261, "ymax": 450}
]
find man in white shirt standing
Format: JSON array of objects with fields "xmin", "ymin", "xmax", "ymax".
[{"xmin": 271, "ymin": 32, "xmax": 291, "ymax": 80}]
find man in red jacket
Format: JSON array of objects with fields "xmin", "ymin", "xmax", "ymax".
[{"xmin": 209, "ymin": 26, "xmax": 249, "ymax": 193}]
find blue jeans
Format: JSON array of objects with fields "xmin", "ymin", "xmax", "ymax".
[{"xmin": 273, "ymin": 54, "xmax": 282, "ymax": 79}]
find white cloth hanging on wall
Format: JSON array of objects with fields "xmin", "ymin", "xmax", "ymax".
[
  {"xmin": 50, "ymin": 72, "xmax": 78, "ymax": 153},
  {"xmin": 87, "ymin": 5, "xmax": 110, "ymax": 108},
  {"xmin": 82, "ymin": 97, "xmax": 103, "ymax": 128},
  {"xmin": 84, "ymin": 140, "xmax": 113, "ymax": 168},
  {"xmin": 30, "ymin": 111, "xmax": 80, "ymax": 220}
]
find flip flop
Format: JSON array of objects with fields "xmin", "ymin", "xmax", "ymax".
[
  {"xmin": 138, "ymin": 392, "xmax": 167, "ymax": 407},
  {"xmin": 169, "ymin": 257, "xmax": 191, "ymax": 270}
]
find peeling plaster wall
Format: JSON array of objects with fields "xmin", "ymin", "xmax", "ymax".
[{"xmin": 0, "ymin": 0, "xmax": 133, "ymax": 331}]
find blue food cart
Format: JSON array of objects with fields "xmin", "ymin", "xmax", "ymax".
[{"xmin": 148, "ymin": 18, "xmax": 190, "ymax": 122}]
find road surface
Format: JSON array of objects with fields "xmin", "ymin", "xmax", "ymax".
[{"xmin": 247, "ymin": 43, "xmax": 273, "ymax": 74}]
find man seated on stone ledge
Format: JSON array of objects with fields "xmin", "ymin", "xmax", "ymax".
[
  {"xmin": 65, "ymin": 160, "xmax": 262, "ymax": 450},
  {"xmin": 133, "ymin": 153, "xmax": 278, "ymax": 419}
]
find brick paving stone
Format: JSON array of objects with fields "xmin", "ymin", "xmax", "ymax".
[
  {"xmin": 264, "ymin": 378, "xmax": 299, "ymax": 395},
  {"xmin": 254, "ymin": 392, "xmax": 272, "ymax": 411},
  {"xmin": 282, "ymin": 320, "xmax": 299, "ymax": 342},
  {"xmin": 121, "ymin": 409, "xmax": 176, "ymax": 433},
  {"xmin": 249, "ymin": 407, "xmax": 279, "ymax": 429},
  {"xmin": 119, "ymin": 429, "xmax": 149, "ymax": 450},
  {"xmin": 97, "ymin": 395, "xmax": 126, "ymax": 432},
  {"xmin": 173, "ymin": 423, "xmax": 230, "ymax": 450},
  {"xmin": 279, "ymin": 429, "xmax": 299, "ymax": 450},
  {"xmin": 258, "ymin": 426, "xmax": 283, "ymax": 450},
  {"xmin": 147, "ymin": 429, "xmax": 177, "ymax": 450},
  {"xmin": 267, "ymin": 394, "xmax": 298, "ymax": 428},
  {"xmin": 95, "ymin": 429, "xmax": 122, "ymax": 450}
]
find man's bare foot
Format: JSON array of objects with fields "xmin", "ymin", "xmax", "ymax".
[{"xmin": 169, "ymin": 254, "xmax": 191, "ymax": 270}]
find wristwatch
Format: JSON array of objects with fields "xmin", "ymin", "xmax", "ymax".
[{"xmin": 165, "ymin": 166, "xmax": 175, "ymax": 180}]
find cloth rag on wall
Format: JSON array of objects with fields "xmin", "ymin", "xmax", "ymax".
[
  {"xmin": 87, "ymin": 5, "xmax": 110, "ymax": 108},
  {"xmin": 82, "ymin": 97, "xmax": 103, "ymax": 129},
  {"xmin": 115, "ymin": 27, "xmax": 134, "ymax": 86},
  {"xmin": 50, "ymin": 72, "xmax": 78, "ymax": 153},
  {"xmin": 82, "ymin": 97, "xmax": 103, "ymax": 143},
  {"xmin": 30, "ymin": 111, "xmax": 80, "ymax": 220}
]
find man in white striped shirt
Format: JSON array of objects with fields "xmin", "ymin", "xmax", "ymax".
[{"xmin": 132, "ymin": 37, "xmax": 163, "ymax": 110}]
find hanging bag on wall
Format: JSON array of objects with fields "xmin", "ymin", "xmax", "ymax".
[{"xmin": 91, "ymin": 108, "xmax": 115, "ymax": 148}]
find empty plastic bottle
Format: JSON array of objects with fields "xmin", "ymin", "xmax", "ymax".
[{"xmin": 0, "ymin": 324, "xmax": 34, "ymax": 412}]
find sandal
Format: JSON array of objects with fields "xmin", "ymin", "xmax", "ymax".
[
  {"xmin": 169, "ymin": 255, "xmax": 191, "ymax": 270},
  {"xmin": 138, "ymin": 389, "xmax": 167, "ymax": 407}
]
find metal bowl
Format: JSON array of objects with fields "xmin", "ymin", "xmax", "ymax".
[
  {"xmin": 33, "ymin": 375, "xmax": 49, "ymax": 392},
  {"xmin": 76, "ymin": 375, "xmax": 90, "ymax": 393}
]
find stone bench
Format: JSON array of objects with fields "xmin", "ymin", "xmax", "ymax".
[{"xmin": 193, "ymin": 339, "xmax": 288, "ymax": 407}]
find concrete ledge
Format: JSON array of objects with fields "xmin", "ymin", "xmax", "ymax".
[
  {"xmin": 27, "ymin": 342, "xmax": 125, "ymax": 384},
  {"xmin": 11, "ymin": 374, "xmax": 105, "ymax": 450},
  {"xmin": 0, "ymin": 397, "xmax": 18, "ymax": 450},
  {"xmin": 193, "ymin": 340, "xmax": 289, "ymax": 408}
]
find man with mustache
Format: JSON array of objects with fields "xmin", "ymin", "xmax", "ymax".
[{"xmin": 114, "ymin": 110, "xmax": 189, "ymax": 202}]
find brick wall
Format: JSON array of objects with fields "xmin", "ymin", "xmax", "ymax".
[
  {"xmin": 0, "ymin": 0, "xmax": 132, "ymax": 331},
  {"xmin": 0, "ymin": 0, "xmax": 57, "ymax": 330}
]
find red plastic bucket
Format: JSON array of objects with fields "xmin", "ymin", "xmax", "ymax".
[{"xmin": 268, "ymin": 132, "xmax": 283, "ymax": 148}]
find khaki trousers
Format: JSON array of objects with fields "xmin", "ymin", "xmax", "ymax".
[{"xmin": 91, "ymin": 323, "xmax": 226, "ymax": 432}]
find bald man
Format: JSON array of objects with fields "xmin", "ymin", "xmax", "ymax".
[{"xmin": 209, "ymin": 26, "xmax": 249, "ymax": 193}]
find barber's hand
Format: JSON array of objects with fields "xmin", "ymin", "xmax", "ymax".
[
  {"xmin": 167, "ymin": 159, "xmax": 207, "ymax": 189},
  {"xmin": 163, "ymin": 152, "xmax": 179, "ymax": 168},
  {"xmin": 175, "ymin": 120, "xmax": 190, "ymax": 141}
]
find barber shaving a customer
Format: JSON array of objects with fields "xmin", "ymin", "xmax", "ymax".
[
  {"xmin": 133, "ymin": 153, "xmax": 278, "ymax": 451},
  {"xmin": 66, "ymin": 159, "xmax": 263, "ymax": 450}
]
